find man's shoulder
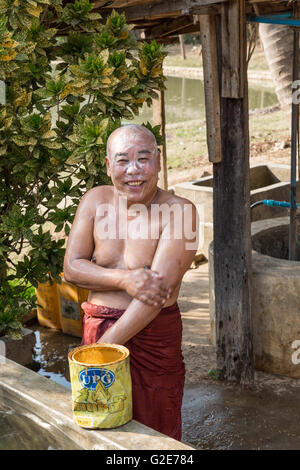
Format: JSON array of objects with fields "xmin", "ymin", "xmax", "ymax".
[
  {"xmin": 82, "ymin": 185, "xmax": 113, "ymax": 203},
  {"xmin": 157, "ymin": 189, "xmax": 195, "ymax": 209}
]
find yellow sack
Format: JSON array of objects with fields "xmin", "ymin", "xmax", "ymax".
[
  {"xmin": 36, "ymin": 279, "xmax": 61, "ymax": 330},
  {"xmin": 57, "ymin": 274, "xmax": 89, "ymax": 337}
]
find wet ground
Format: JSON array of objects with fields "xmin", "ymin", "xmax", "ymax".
[
  {"xmin": 182, "ymin": 383, "xmax": 300, "ymax": 450},
  {"xmin": 28, "ymin": 324, "xmax": 80, "ymax": 390}
]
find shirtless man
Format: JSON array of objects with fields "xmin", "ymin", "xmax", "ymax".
[{"xmin": 64, "ymin": 124, "xmax": 198, "ymax": 440}]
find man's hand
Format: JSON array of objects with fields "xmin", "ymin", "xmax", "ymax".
[{"xmin": 121, "ymin": 268, "xmax": 171, "ymax": 307}]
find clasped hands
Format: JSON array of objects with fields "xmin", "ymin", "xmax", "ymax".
[{"xmin": 120, "ymin": 267, "xmax": 172, "ymax": 308}]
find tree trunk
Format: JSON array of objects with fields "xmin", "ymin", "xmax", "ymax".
[{"xmin": 259, "ymin": 23, "xmax": 295, "ymax": 110}]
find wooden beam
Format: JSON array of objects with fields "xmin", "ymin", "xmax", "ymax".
[
  {"xmin": 199, "ymin": 15, "xmax": 221, "ymax": 163},
  {"xmin": 142, "ymin": 24, "xmax": 202, "ymax": 38},
  {"xmin": 213, "ymin": 3, "xmax": 254, "ymax": 383},
  {"xmin": 102, "ymin": 0, "xmax": 226, "ymax": 22},
  {"xmin": 152, "ymin": 91, "xmax": 168, "ymax": 190},
  {"xmin": 192, "ymin": 4, "xmax": 222, "ymax": 15},
  {"xmin": 166, "ymin": 24, "xmax": 202, "ymax": 35},
  {"xmin": 221, "ymin": 0, "xmax": 245, "ymax": 98},
  {"xmin": 94, "ymin": 0, "xmax": 161, "ymax": 8},
  {"xmin": 132, "ymin": 19, "xmax": 162, "ymax": 26},
  {"xmin": 245, "ymin": 2, "xmax": 292, "ymax": 15},
  {"xmin": 142, "ymin": 16, "xmax": 193, "ymax": 39}
]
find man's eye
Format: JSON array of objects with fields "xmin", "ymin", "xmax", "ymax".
[{"xmin": 117, "ymin": 159, "xmax": 128, "ymax": 163}]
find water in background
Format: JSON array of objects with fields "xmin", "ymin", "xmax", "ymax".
[{"xmin": 133, "ymin": 75, "xmax": 278, "ymax": 125}]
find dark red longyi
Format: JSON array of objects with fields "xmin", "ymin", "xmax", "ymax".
[{"xmin": 81, "ymin": 301, "xmax": 185, "ymax": 441}]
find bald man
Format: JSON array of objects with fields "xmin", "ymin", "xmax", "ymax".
[{"xmin": 64, "ymin": 124, "xmax": 198, "ymax": 440}]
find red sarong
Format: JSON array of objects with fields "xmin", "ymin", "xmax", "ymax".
[{"xmin": 81, "ymin": 301, "xmax": 185, "ymax": 441}]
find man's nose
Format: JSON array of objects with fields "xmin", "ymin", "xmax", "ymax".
[{"xmin": 126, "ymin": 161, "xmax": 140, "ymax": 174}]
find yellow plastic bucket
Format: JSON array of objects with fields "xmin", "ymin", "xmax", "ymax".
[
  {"xmin": 68, "ymin": 343, "xmax": 132, "ymax": 429},
  {"xmin": 36, "ymin": 279, "xmax": 62, "ymax": 330},
  {"xmin": 57, "ymin": 274, "xmax": 89, "ymax": 337}
]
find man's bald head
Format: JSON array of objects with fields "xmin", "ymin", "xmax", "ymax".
[{"xmin": 106, "ymin": 124, "xmax": 158, "ymax": 159}]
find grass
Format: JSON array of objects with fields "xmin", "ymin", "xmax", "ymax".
[
  {"xmin": 164, "ymin": 45, "xmax": 269, "ymax": 72},
  {"xmin": 165, "ymin": 108, "xmax": 290, "ymax": 172},
  {"xmin": 249, "ymin": 109, "xmax": 289, "ymax": 141},
  {"xmin": 166, "ymin": 123, "xmax": 208, "ymax": 169},
  {"xmin": 164, "ymin": 54, "xmax": 202, "ymax": 68}
]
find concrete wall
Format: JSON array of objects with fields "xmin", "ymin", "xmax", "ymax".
[
  {"xmin": 209, "ymin": 217, "xmax": 300, "ymax": 378},
  {"xmin": 174, "ymin": 164, "xmax": 300, "ymax": 258}
]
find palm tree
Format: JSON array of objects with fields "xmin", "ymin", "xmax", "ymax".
[{"xmin": 259, "ymin": 22, "xmax": 294, "ymax": 110}]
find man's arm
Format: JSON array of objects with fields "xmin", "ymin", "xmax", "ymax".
[
  {"xmin": 98, "ymin": 201, "xmax": 198, "ymax": 345},
  {"xmin": 64, "ymin": 187, "xmax": 170, "ymax": 306},
  {"xmin": 64, "ymin": 187, "xmax": 126, "ymax": 291}
]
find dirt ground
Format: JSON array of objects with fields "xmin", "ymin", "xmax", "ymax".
[{"xmin": 167, "ymin": 108, "xmax": 292, "ymax": 187}]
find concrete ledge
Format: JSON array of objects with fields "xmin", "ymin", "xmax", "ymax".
[{"xmin": 0, "ymin": 357, "xmax": 194, "ymax": 450}]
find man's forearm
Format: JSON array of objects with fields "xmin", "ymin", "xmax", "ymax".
[
  {"xmin": 64, "ymin": 259, "xmax": 127, "ymax": 292},
  {"xmin": 97, "ymin": 299, "xmax": 161, "ymax": 345}
]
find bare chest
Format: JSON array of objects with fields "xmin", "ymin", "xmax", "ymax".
[{"xmin": 92, "ymin": 211, "xmax": 161, "ymax": 270}]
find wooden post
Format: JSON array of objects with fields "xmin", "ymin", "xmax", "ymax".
[
  {"xmin": 221, "ymin": 1, "xmax": 245, "ymax": 98},
  {"xmin": 199, "ymin": 14, "xmax": 221, "ymax": 163},
  {"xmin": 152, "ymin": 90, "xmax": 168, "ymax": 190},
  {"xmin": 213, "ymin": 1, "xmax": 254, "ymax": 383},
  {"xmin": 179, "ymin": 34, "xmax": 186, "ymax": 60}
]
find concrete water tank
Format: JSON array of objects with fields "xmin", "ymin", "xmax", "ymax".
[
  {"xmin": 174, "ymin": 164, "xmax": 300, "ymax": 257},
  {"xmin": 209, "ymin": 216, "xmax": 300, "ymax": 378}
]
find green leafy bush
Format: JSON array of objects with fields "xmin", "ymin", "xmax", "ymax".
[{"xmin": 0, "ymin": 0, "xmax": 167, "ymax": 338}]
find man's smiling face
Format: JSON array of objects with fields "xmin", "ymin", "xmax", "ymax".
[{"xmin": 105, "ymin": 126, "xmax": 161, "ymax": 204}]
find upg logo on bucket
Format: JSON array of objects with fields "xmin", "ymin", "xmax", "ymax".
[{"xmin": 79, "ymin": 368, "xmax": 115, "ymax": 389}]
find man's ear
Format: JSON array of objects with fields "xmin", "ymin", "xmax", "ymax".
[{"xmin": 105, "ymin": 156, "xmax": 111, "ymax": 177}]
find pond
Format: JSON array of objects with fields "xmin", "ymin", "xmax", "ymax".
[{"xmin": 133, "ymin": 76, "xmax": 278, "ymax": 125}]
